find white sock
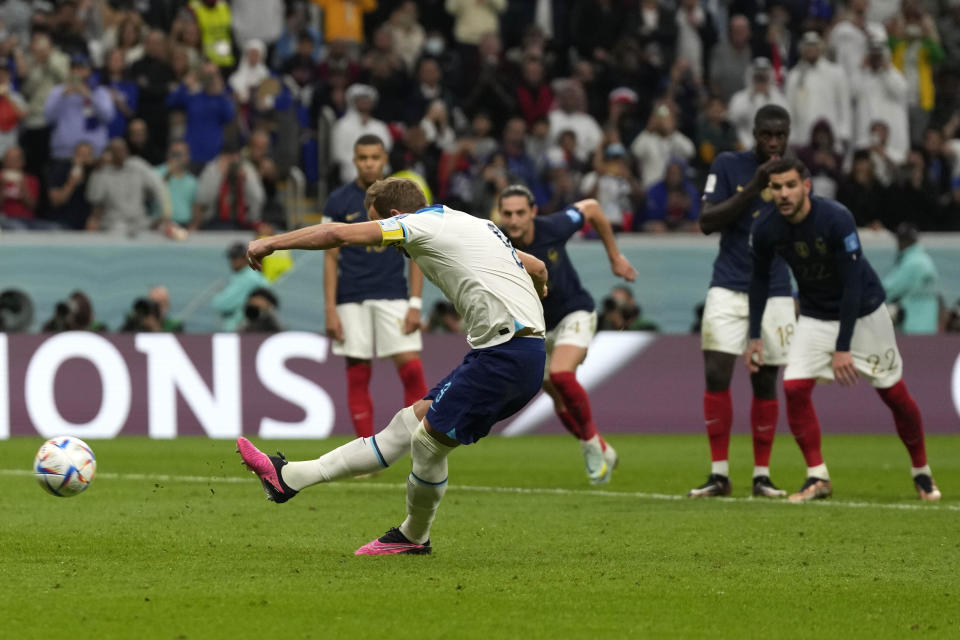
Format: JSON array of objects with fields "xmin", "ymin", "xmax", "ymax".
[
  {"xmin": 753, "ymin": 466, "xmax": 770, "ymax": 479},
  {"xmin": 911, "ymin": 465, "xmax": 932, "ymax": 478},
  {"xmin": 711, "ymin": 460, "xmax": 729, "ymax": 477},
  {"xmin": 400, "ymin": 424, "xmax": 456, "ymax": 544},
  {"xmin": 281, "ymin": 407, "xmax": 421, "ymax": 491},
  {"xmin": 807, "ymin": 463, "xmax": 829, "ymax": 480}
]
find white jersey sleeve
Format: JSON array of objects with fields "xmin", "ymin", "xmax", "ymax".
[{"xmin": 376, "ymin": 206, "xmax": 546, "ymax": 349}]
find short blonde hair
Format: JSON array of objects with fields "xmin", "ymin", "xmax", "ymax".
[{"xmin": 363, "ymin": 177, "xmax": 427, "ymax": 218}]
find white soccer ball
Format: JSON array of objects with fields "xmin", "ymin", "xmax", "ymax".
[{"xmin": 34, "ymin": 436, "xmax": 97, "ymax": 497}]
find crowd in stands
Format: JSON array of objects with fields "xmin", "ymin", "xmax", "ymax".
[{"xmin": 0, "ymin": 0, "xmax": 958, "ymax": 234}]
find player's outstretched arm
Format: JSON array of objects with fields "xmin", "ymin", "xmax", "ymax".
[
  {"xmin": 246, "ymin": 221, "xmax": 383, "ymax": 271},
  {"xmin": 699, "ymin": 155, "xmax": 780, "ymax": 235},
  {"xmin": 574, "ymin": 198, "xmax": 637, "ymax": 282},
  {"xmin": 517, "ymin": 250, "xmax": 549, "ymax": 299}
]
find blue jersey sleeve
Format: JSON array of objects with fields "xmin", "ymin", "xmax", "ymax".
[
  {"xmin": 702, "ymin": 154, "xmax": 734, "ymax": 205},
  {"xmin": 748, "ymin": 216, "xmax": 775, "ymax": 340},
  {"xmin": 539, "ymin": 206, "xmax": 586, "ymax": 241},
  {"xmin": 831, "ymin": 208, "xmax": 864, "ymax": 351}
]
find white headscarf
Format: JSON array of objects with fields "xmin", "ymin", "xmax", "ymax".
[{"xmin": 229, "ymin": 39, "xmax": 270, "ymax": 103}]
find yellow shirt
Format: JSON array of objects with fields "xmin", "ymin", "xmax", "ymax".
[
  {"xmin": 190, "ymin": 0, "xmax": 235, "ymax": 67},
  {"xmin": 312, "ymin": 0, "xmax": 377, "ymax": 44}
]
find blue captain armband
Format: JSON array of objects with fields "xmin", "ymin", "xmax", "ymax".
[{"xmin": 377, "ymin": 217, "xmax": 407, "ymax": 246}]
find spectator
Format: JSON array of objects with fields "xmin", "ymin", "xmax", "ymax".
[
  {"xmin": 829, "ymin": 0, "xmax": 887, "ymax": 85},
  {"xmin": 0, "ymin": 0, "xmax": 31, "ymax": 45},
  {"xmin": 921, "ymin": 126, "xmax": 953, "ymax": 208},
  {"xmin": 314, "ymin": 0, "xmax": 376, "ymax": 46},
  {"xmin": 785, "ymin": 31, "xmax": 852, "ymax": 153},
  {"xmin": 44, "ymin": 53, "xmax": 115, "ymax": 161},
  {"xmin": 166, "ymin": 60, "xmax": 236, "ymax": 167},
  {"xmin": 46, "ymin": 141, "xmax": 96, "ymax": 230},
  {"xmin": 853, "ymin": 38, "xmax": 910, "ymax": 164},
  {"xmin": 170, "ymin": 12, "xmax": 204, "ymax": 69},
  {"xmin": 631, "ymin": 102, "xmax": 696, "ymax": 189},
  {"xmin": 126, "ymin": 118, "xmax": 162, "ymax": 165},
  {"xmin": 363, "ymin": 26, "xmax": 411, "ymax": 123},
  {"xmin": 42, "ymin": 290, "xmax": 106, "ymax": 333},
  {"xmin": 18, "ymin": 32, "xmax": 69, "ymax": 174},
  {"xmin": 330, "ymin": 84, "xmax": 392, "ymax": 186},
  {"xmin": 405, "ymin": 56, "xmax": 457, "ymax": 125},
  {"xmin": 500, "ymin": 116, "xmax": 543, "ymax": 203},
  {"xmin": 709, "ymin": 14, "xmax": 753, "ymax": 103},
  {"xmin": 0, "ymin": 146, "xmax": 44, "ymax": 230},
  {"xmin": 837, "ymin": 149, "xmax": 889, "ymax": 229},
  {"xmin": 580, "ymin": 142, "xmax": 642, "ymax": 232},
  {"xmin": 548, "ymin": 79, "xmax": 602, "ymax": 165},
  {"xmin": 882, "ymin": 223, "xmax": 940, "ymax": 334},
  {"xmin": 101, "ymin": 48, "xmax": 139, "ymax": 140},
  {"xmin": 229, "ymin": 39, "xmax": 270, "ymax": 109},
  {"xmin": 461, "ymin": 32, "xmax": 515, "ymax": 132},
  {"xmin": 241, "ymin": 287, "xmax": 282, "ymax": 332},
  {"xmin": 389, "ymin": 124, "xmax": 440, "ymax": 197},
  {"xmin": 193, "ymin": 139, "xmax": 264, "ymax": 230},
  {"xmin": 796, "ymin": 120, "xmax": 844, "ymax": 199},
  {"xmin": 231, "ymin": 0, "xmax": 284, "ymax": 51},
  {"xmin": 119, "ymin": 295, "xmax": 165, "ymax": 332},
  {"xmin": 0, "ymin": 58, "xmax": 27, "ymax": 157},
  {"xmin": 420, "ymin": 99, "xmax": 457, "ymax": 153},
  {"xmin": 211, "ymin": 242, "xmax": 270, "ymax": 331},
  {"xmin": 188, "ymin": 0, "xmax": 235, "ymax": 70},
  {"xmin": 149, "ymin": 285, "xmax": 184, "ymax": 332},
  {"xmin": 155, "ymin": 140, "xmax": 198, "ymax": 229},
  {"xmin": 694, "ymin": 96, "xmax": 739, "ymax": 171},
  {"xmin": 111, "ymin": 13, "xmax": 147, "ymax": 66},
  {"xmin": 886, "ymin": 147, "xmax": 940, "ymax": 230},
  {"xmin": 626, "ymin": 0, "xmax": 677, "ymax": 70},
  {"xmin": 605, "ymin": 87, "xmax": 644, "ymax": 151},
  {"xmin": 727, "ymin": 57, "xmax": 789, "ymax": 150},
  {"xmin": 515, "ymin": 54, "xmax": 552, "ymax": 127},
  {"xmin": 245, "ymin": 130, "xmax": 287, "ymax": 229},
  {"xmin": 386, "ymin": 1, "xmax": 425, "ymax": 73},
  {"xmin": 446, "ymin": 0, "xmax": 506, "ymax": 49},
  {"xmin": 642, "ymin": 157, "xmax": 700, "ymax": 233},
  {"xmin": 86, "ymin": 137, "xmax": 166, "ymax": 234},
  {"xmin": 887, "ymin": 0, "xmax": 944, "ymax": 143},
  {"xmin": 866, "ymin": 119, "xmax": 901, "ymax": 186},
  {"xmin": 675, "ymin": 0, "xmax": 718, "ymax": 84},
  {"xmin": 753, "ymin": 3, "xmax": 795, "ymax": 83},
  {"xmin": 569, "ymin": 0, "xmax": 622, "ymax": 63},
  {"xmin": 273, "ymin": 6, "xmax": 322, "ymax": 68}
]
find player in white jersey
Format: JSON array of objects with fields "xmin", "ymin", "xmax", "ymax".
[{"xmin": 237, "ymin": 178, "xmax": 549, "ymax": 555}]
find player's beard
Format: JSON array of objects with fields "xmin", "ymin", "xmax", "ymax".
[{"xmin": 778, "ymin": 197, "xmax": 803, "ymax": 220}]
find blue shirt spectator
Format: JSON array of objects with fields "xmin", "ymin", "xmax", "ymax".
[
  {"xmin": 166, "ymin": 62, "xmax": 236, "ymax": 166},
  {"xmin": 44, "ymin": 55, "xmax": 115, "ymax": 160},
  {"xmin": 100, "ymin": 49, "xmax": 139, "ymax": 140},
  {"xmin": 642, "ymin": 159, "xmax": 701, "ymax": 232}
]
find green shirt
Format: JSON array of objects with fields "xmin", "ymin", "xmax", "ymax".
[
  {"xmin": 211, "ymin": 268, "xmax": 270, "ymax": 331},
  {"xmin": 882, "ymin": 244, "xmax": 940, "ymax": 334}
]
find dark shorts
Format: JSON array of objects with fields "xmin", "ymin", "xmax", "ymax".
[{"xmin": 425, "ymin": 337, "xmax": 546, "ymax": 445}]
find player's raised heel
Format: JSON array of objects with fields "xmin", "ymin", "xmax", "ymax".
[
  {"xmin": 687, "ymin": 473, "xmax": 731, "ymax": 498},
  {"xmin": 236, "ymin": 437, "xmax": 299, "ymax": 503},
  {"xmin": 788, "ymin": 477, "xmax": 832, "ymax": 503},
  {"xmin": 582, "ymin": 439, "xmax": 611, "ymax": 485},
  {"xmin": 752, "ymin": 475, "xmax": 787, "ymax": 498},
  {"xmin": 914, "ymin": 474, "xmax": 942, "ymax": 502},
  {"xmin": 355, "ymin": 527, "xmax": 432, "ymax": 555}
]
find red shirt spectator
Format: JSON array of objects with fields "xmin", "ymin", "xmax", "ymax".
[{"xmin": 0, "ymin": 146, "xmax": 39, "ymax": 219}]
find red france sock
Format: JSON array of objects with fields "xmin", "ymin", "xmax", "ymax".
[
  {"xmin": 877, "ymin": 380, "xmax": 927, "ymax": 468},
  {"xmin": 346, "ymin": 362, "xmax": 374, "ymax": 438},
  {"xmin": 704, "ymin": 390, "xmax": 733, "ymax": 463},
  {"xmin": 549, "ymin": 371, "xmax": 598, "ymax": 441},
  {"xmin": 556, "ymin": 409, "xmax": 585, "ymax": 440},
  {"xmin": 397, "ymin": 358, "xmax": 428, "ymax": 407},
  {"xmin": 750, "ymin": 397, "xmax": 778, "ymax": 467},
  {"xmin": 783, "ymin": 379, "xmax": 823, "ymax": 467}
]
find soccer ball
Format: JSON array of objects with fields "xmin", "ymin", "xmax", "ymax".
[{"xmin": 34, "ymin": 436, "xmax": 97, "ymax": 497}]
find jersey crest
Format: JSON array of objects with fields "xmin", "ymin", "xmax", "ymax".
[{"xmin": 794, "ymin": 241, "xmax": 809, "ymax": 258}]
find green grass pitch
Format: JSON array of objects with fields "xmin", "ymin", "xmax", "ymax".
[{"xmin": 2, "ymin": 434, "xmax": 959, "ymax": 639}]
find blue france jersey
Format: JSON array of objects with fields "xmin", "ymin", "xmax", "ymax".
[
  {"xmin": 751, "ymin": 196, "xmax": 885, "ymax": 321},
  {"xmin": 703, "ymin": 151, "xmax": 792, "ymax": 295},
  {"xmin": 512, "ymin": 206, "xmax": 595, "ymax": 331},
  {"xmin": 324, "ymin": 182, "xmax": 408, "ymax": 304}
]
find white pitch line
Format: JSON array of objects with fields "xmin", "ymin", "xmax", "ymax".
[{"xmin": 2, "ymin": 468, "xmax": 956, "ymax": 513}]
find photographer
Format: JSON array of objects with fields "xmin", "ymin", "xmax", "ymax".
[
  {"xmin": 119, "ymin": 296, "xmax": 163, "ymax": 332},
  {"xmin": 193, "ymin": 138, "xmax": 264, "ymax": 230},
  {"xmin": 598, "ymin": 286, "xmax": 660, "ymax": 331},
  {"xmin": 241, "ymin": 287, "xmax": 282, "ymax": 333},
  {"xmin": 41, "ymin": 290, "xmax": 105, "ymax": 333}
]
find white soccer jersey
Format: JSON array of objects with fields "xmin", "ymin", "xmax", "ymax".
[{"xmin": 377, "ymin": 205, "xmax": 546, "ymax": 349}]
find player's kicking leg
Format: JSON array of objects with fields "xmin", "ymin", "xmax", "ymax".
[
  {"xmin": 237, "ymin": 401, "xmax": 425, "ymax": 502},
  {"xmin": 546, "ymin": 344, "xmax": 617, "ymax": 485}
]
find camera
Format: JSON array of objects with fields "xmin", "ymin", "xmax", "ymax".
[{"xmin": 120, "ymin": 297, "xmax": 161, "ymax": 332}]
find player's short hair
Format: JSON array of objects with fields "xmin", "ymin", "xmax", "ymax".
[
  {"xmin": 754, "ymin": 104, "xmax": 790, "ymax": 127},
  {"xmin": 767, "ymin": 155, "xmax": 810, "ymax": 179},
  {"xmin": 354, "ymin": 134, "xmax": 385, "ymax": 150},
  {"xmin": 364, "ymin": 177, "xmax": 427, "ymax": 217},
  {"xmin": 497, "ymin": 184, "xmax": 535, "ymax": 210}
]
